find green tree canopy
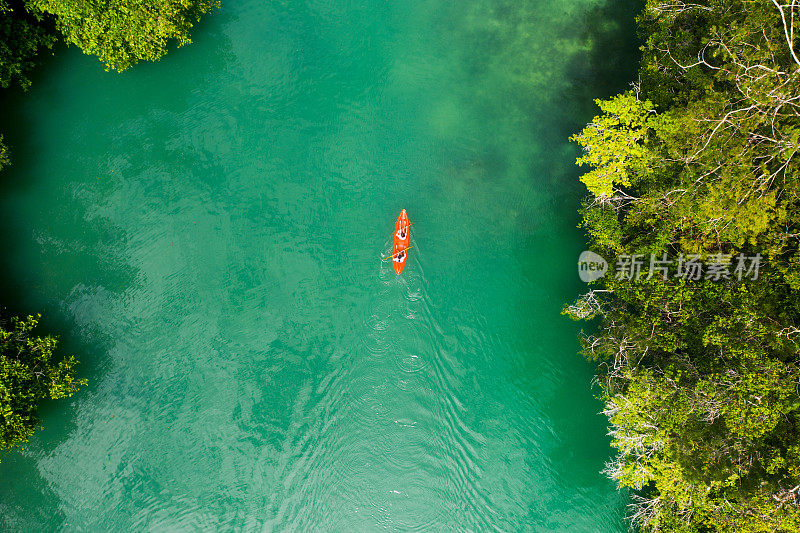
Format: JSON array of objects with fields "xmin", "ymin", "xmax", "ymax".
[
  {"xmin": 26, "ymin": 0, "xmax": 219, "ymax": 71},
  {"xmin": 569, "ymin": 0, "xmax": 800, "ymax": 530},
  {"xmin": 0, "ymin": 0, "xmax": 56, "ymax": 89},
  {"xmin": 570, "ymin": 91, "xmax": 656, "ymax": 198},
  {"xmin": 0, "ymin": 314, "xmax": 85, "ymax": 457}
]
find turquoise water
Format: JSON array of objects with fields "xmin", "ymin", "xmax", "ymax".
[{"xmin": 0, "ymin": 0, "xmax": 636, "ymax": 530}]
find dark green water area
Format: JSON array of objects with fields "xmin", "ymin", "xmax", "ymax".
[{"xmin": 0, "ymin": 0, "xmax": 639, "ymax": 529}]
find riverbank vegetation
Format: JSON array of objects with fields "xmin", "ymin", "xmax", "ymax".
[
  {"xmin": 27, "ymin": 0, "xmax": 219, "ymax": 71},
  {"xmin": 569, "ymin": 0, "xmax": 800, "ymax": 530},
  {"xmin": 0, "ymin": 315, "xmax": 85, "ymax": 455},
  {"xmin": 0, "ymin": 0, "xmax": 217, "ymax": 460}
]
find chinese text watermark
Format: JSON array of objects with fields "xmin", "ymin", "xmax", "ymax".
[{"xmin": 578, "ymin": 252, "xmax": 762, "ymax": 282}]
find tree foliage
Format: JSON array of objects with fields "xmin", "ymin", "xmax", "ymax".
[
  {"xmin": 27, "ymin": 0, "xmax": 220, "ymax": 71},
  {"xmin": 570, "ymin": 92, "xmax": 656, "ymax": 198},
  {"xmin": 569, "ymin": 1, "xmax": 800, "ymax": 530},
  {"xmin": 0, "ymin": 0, "xmax": 56, "ymax": 90},
  {"xmin": 0, "ymin": 134, "xmax": 8, "ymax": 172},
  {"xmin": 0, "ymin": 313, "xmax": 85, "ymax": 458}
]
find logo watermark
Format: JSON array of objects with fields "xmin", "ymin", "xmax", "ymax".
[
  {"xmin": 578, "ymin": 251, "xmax": 609, "ymax": 282},
  {"xmin": 578, "ymin": 252, "xmax": 762, "ymax": 282}
]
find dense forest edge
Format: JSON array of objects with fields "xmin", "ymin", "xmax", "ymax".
[
  {"xmin": 0, "ymin": 0, "xmax": 217, "ymax": 460},
  {"xmin": 567, "ymin": 0, "xmax": 800, "ymax": 531}
]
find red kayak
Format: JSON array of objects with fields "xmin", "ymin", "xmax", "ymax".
[{"xmin": 392, "ymin": 209, "xmax": 410, "ymax": 274}]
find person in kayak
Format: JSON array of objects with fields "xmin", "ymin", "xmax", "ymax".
[
  {"xmin": 396, "ymin": 226, "xmax": 408, "ymax": 241},
  {"xmin": 394, "ymin": 249, "xmax": 406, "ymax": 262}
]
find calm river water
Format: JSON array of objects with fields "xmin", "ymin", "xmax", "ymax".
[{"xmin": 0, "ymin": 0, "xmax": 637, "ymax": 529}]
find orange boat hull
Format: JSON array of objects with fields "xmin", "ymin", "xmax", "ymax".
[{"xmin": 392, "ymin": 209, "xmax": 410, "ymax": 274}]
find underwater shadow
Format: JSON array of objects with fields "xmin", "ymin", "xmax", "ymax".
[
  {"xmin": 552, "ymin": 0, "xmax": 644, "ymax": 149},
  {"xmin": 511, "ymin": 0, "xmax": 644, "ymax": 523}
]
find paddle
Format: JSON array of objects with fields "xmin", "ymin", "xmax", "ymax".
[{"xmin": 381, "ymin": 245, "xmax": 413, "ymax": 261}]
